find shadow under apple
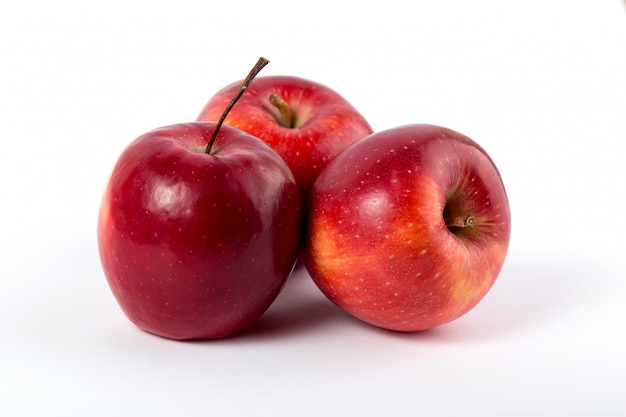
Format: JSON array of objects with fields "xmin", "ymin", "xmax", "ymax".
[{"xmin": 229, "ymin": 268, "xmax": 349, "ymax": 341}]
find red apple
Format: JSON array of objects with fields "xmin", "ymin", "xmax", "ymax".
[
  {"xmin": 197, "ymin": 75, "xmax": 373, "ymax": 200},
  {"xmin": 97, "ymin": 122, "xmax": 301, "ymax": 340},
  {"xmin": 304, "ymin": 124, "xmax": 511, "ymax": 332},
  {"xmin": 97, "ymin": 58, "xmax": 302, "ymax": 340}
]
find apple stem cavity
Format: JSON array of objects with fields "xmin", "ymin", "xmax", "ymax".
[
  {"xmin": 205, "ymin": 57, "xmax": 270, "ymax": 154},
  {"xmin": 445, "ymin": 215, "xmax": 476, "ymax": 229},
  {"xmin": 269, "ymin": 94, "xmax": 294, "ymax": 128}
]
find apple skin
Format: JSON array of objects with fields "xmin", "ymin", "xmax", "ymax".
[
  {"xmin": 197, "ymin": 75, "xmax": 373, "ymax": 200},
  {"xmin": 304, "ymin": 124, "xmax": 511, "ymax": 332},
  {"xmin": 97, "ymin": 122, "xmax": 302, "ymax": 340}
]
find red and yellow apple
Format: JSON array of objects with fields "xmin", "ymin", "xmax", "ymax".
[
  {"xmin": 197, "ymin": 75, "xmax": 373, "ymax": 200},
  {"xmin": 304, "ymin": 124, "xmax": 511, "ymax": 332}
]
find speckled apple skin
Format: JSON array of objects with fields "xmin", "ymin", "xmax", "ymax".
[
  {"xmin": 98, "ymin": 123, "xmax": 302, "ymax": 340},
  {"xmin": 304, "ymin": 124, "xmax": 511, "ymax": 332},
  {"xmin": 197, "ymin": 75, "xmax": 373, "ymax": 200}
]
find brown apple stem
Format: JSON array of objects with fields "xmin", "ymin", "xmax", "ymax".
[
  {"xmin": 205, "ymin": 57, "xmax": 270, "ymax": 154},
  {"xmin": 445, "ymin": 215, "xmax": 476, "ymax": 228},
  {"xmin": 269, "ymin": 94, "xmax": 293, "ymax": 128}
]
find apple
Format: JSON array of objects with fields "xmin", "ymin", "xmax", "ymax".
[
  {"xmin": 97, "ymin": 58, "xmax": 302, "ymax": 340},
  {"xmin": 196, "ymin": 74, "xmax": 373, "ymax": 200},
  {"xmin": 304, "ymin": 124, "xmax": 511, "ymax": 332}
]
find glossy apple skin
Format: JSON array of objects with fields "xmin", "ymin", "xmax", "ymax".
[
  {"xmin": 197, "ymin": 75, "xmax": 373, "ymax": 200},
  {"xmin": 97, "ymin": 122, "xmax": 302, "ymax": 340},
  {"xmin": 304, "ymin": 124, "xmax": 511, "ymax": 332}
]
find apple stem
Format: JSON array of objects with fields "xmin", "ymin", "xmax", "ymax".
[
  {"xmin": 445, "ymin": 215, "xmax": 476, "ymax": 228},
  {"xmin": 269, "ymin": 94, "xmax": 293, "ymax": 128},
  {"xmin": 205, "ymin": 57, "xmax": 270, "ymax": 154}
]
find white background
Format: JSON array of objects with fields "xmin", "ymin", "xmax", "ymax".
[{"xmin": 1, "ymin": 1, "xmax": 625, "ymax": 416}]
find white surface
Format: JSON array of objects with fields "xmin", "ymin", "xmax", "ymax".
[{"xmin": 2, "ymin": 1, "xmax": 625, "ymax": 416}]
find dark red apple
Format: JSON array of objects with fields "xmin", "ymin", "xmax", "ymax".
[
  {"xmin": 97, "ymin": 58, "xmax": 302, "ymax": 340},
  {"xmin": 304, "ymin": 124, "xmax": 511, "ymax": 332},
  {"xmin": 97, "ymin": 122, "xmax": 301, "ymax": 339},
  {"xmin": 197, "ymin": 75, "xmax": 373, "ymax": 200}
]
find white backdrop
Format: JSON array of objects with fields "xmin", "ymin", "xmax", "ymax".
[{"xmin": 1, "ymin": 1, "xmax": 625, "ymax": 416}]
